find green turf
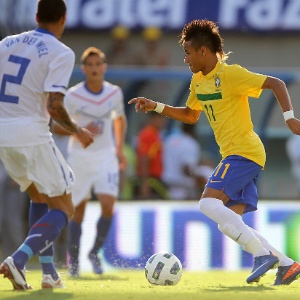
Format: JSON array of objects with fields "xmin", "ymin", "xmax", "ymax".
[{"xmin": 1, "ymin": 269, "xmax": 300, "ymax": 300}]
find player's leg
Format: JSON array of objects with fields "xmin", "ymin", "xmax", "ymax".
[
  {"xmin": 0, "ymin": 143, "xmax": 74, "ymax": 290},
  {"xmin": 88, "ymin": 155, "xmax": 119, "ymax": 274},
  {"xmin": 66, "ymin": 151, "xmax": 93, "ymax": 277},
  {"xmin": 88, "ymin": 193, "xmax": 116, "ymax": 274},
  {"xmin": 199, "ymin": 156, "xmax": 278, "ymax": 283},
  {"xmin": 27, "ymin": 184, "xmax": 65, "ymax": 288},
  {"xmin": 199, "ymin": 191, "xmax": 271, "ymax": 257},
  {"xmin": 0, "ymin": 190, "xmax": 73, "ymax": 290},
  {"xmin": 67, "ymin": 199, "xmax": 88, "ymax": 276}
]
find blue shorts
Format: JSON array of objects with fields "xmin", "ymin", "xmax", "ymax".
[{"xmin": 205, "ymin": 155, "xmax": 262, "ymax": 213}]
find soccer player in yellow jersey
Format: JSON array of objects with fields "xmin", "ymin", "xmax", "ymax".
[{"xmin": 129, "ymin": 19, "xmax": 300, "ymax": 285}]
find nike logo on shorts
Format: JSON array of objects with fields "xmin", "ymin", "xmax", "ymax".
[{"xmin": 210, "ymin": 179, "xmax": 222, "ymax": 183}]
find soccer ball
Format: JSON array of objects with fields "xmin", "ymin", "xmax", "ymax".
[{"xmin": 145, "ymin": 252, "xmax": 182, "ymax": 286}]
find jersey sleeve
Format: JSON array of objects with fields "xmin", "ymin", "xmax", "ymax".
[
  {"xmin": 63, "ymin": 90, "xmax": 76, "ymax": 116},
  {"xmin": 225, "ymin": 64, "xmax": 267, "ymax": 98},
  {"xmin": 186, "ymin": 74, "xmax": 203, "ymax": 111},
  {"xmin": 44, "ymin": 48, "xmax": 75, "ymax": 95},
  {"xmin": 111, "ymin": 86, "xmax": 125, "ymax": 118}
]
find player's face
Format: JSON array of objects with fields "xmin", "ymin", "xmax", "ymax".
[
  {"xmin": 82, "ymin": 54, "xmax": 107, "ymax": 81},
  {"xmin": 183, "ymin": 41, "xmax": 204, "ymax": 73}
]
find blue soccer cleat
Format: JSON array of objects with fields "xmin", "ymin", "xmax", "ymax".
[
  {"xmin": 274, "ymin": 262, "xmax": 300, "ymax": 285},
  {"xmin": 88, "ymin": 252, "xmax": 103, "ymax": 275},
  {"xmin": 247, "ymin": 252, "xmax": 279, "ymax": 284}
]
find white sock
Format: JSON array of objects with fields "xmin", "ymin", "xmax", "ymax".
[
  {"xmin": 199, "ymin": 198, "xmax": 269, "ymax": 257},
  {"xmin": 249, "ymin": 227, "xmax": 293, "ymax": 266}
]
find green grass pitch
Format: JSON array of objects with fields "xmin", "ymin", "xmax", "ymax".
[{"xmin": 1, "ymin": 269, "xmax": 300, "ymax": 300}]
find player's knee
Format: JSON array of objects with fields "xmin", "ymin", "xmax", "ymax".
[
  {"xmin": 99, "ymin": 195, "xmax": 116, "ymax": 217},
  {"xmin": 199, "ymin": 197, "xmax": 223, "ymax": 216},
  {"xmin": 101, "ymin": 207, "xmax": 114, "ymax": 218},
  {"xmin": 65, "ymin": 203, "xmax": 75, "ymax": 221}
]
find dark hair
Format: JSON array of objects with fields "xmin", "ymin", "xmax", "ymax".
[
  {"xmin": 37, "ymin": 0, "xmax": 67, "ymax": 23},
  {"xmin": 179, "ymin": 19, "xmax": 229, "ymax": 61}
]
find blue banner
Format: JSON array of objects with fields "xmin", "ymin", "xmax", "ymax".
[
  {"xmin": 79, "ymin": 201, "xmax": 300, "ymax": 272},
  {"xmin": 0, "ymin": 0, "xmax": 300, "ymax": 33}
]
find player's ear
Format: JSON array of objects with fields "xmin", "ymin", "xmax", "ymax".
[
  {"xmin": 61, "ymin": 14, "xmax": 67, "ymax": 26},
  {"xmin": 36, "ymin": 13, "xmax": 39, "ymax": 23},
  {"xmin": 64, "ymin": 14, "xmax": 67, "ymax": 23},
  {"xmin": 199, "ymin": 46, "xmax": 206, "ymax": 56}
]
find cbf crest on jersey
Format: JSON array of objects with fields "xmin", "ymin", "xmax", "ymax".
[{"xmin": 214, "ymin": 75, "xmax": 221, "ymax": 88}]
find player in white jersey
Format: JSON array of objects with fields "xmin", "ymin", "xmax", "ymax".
[
  {"xmin": 52, "ymin": 47, "xmax": 127, "ymax": 276},
  {"xmin": 0, "ymin": 0, "xmax": 93, "ymax": 290},
  {"xmin": 162, "ymin": 123, "xmax": 202, "ymax": 200}
]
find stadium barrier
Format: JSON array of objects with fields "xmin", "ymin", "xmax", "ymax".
[{"xmin": 79, "ymin": 201, "xmax": 300, "ymax": 272}]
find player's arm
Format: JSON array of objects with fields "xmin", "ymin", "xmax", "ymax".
[
  {"xmin": 114, "ymin": 114, "xmax": 127, "ymax": 170},
  {"xmin": 128, "ymin": 97, "xmax": 201, "ymax": 123},
  {"xmin": 262, "ymin": 76, "xmax": 300, "ymax": 135},
  {"xmin": 47, "ymin": 92, "xmax": 94, "ymax": 148},
  {"xmin": 50, "ymin": 119, "xmax": 72, "ymax": 136}
]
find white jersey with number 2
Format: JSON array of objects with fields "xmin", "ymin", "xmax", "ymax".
[{"xmin": 0, "ymin": 28, "xmax": 75, "ymax": 146}]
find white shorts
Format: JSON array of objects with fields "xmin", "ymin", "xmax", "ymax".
[
  {"xmin": 0, "ymin": 141, "xmax": 74, "ymax": 197},
  {"xmin": 67, "ymin": 151, "xmax": 119, "ymax": 206}
]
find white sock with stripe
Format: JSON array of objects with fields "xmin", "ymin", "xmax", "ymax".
[{"xmin": 199, "ymin": 197, "xmax": 269, "ymax": 257}]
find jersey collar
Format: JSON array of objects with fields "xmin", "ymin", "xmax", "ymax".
[
  {"xmin": 203, "ymin": 61, "xmax": 221, "ymax": 78},
  {"xmin": 35, "ymin": 28, "xmax": 55, "ymax": 37}
]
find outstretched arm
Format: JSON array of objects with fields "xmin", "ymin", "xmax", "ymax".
[
  {"xmin": 128, "ymin": 97, "xmax": 201, "ymax": 124},
  {"xmin": 262, "ymin": 76, "xmax": 300, "ymax": 135}
]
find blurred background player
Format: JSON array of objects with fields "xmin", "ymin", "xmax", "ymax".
[
  {"xmin": 137, "ymin": 27, "xmax": 170, "ymax": 67},
  {"xmin": 134, "ymin": 112, "xmax": 167, "ymax": 200},
  {"xmin": 192, "ymin": 153, "xmax": 215, "ymax": 197},
  {"xmin": 134, "ymin": 27, "xmax": 171, "ymax": 103},
  {"xmin": 162, "ymin": 123, "xmax": 201, "ymax": 200},
  {"xmin": 52, "ymin": 47, "xmax": 127, "ymax": 276},
  {"xmin": 128, "ymin": 19, "xmax": 300, "ymax": 286},
  {"xmin": 0, "ymin": 0, "xmax": 93, "ymax": 290},
  {"xmin": 106, "ymin": 26, "xmax": 137, "ymax": 66}
]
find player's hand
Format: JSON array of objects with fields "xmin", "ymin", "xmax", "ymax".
[
  {"xmin": 85, "ymin": 121, "xmax": 102, "ymax": 135},
  {"xmin": 74, "ymin": 127, "xmax": 94, "ymax": 148},
  {"xmin": 286, "ymin": 118, "xmax": 300, "ymax": 135},
  {"xmin": 128, "ymin": 97, "xmax": 157, "ymax": 113},
  {"xmin": 117, "ymin": 149, "xmax": 127, "ymax": 171}
]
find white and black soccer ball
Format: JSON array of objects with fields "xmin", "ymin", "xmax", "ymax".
[{"xmin": 145, "ymin": 252, "xmax": 182, "ymax": 286}]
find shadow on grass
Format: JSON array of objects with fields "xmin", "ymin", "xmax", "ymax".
[
  {"xmin": 0, "ymin": 289, "xmax": 73, "ymax": 300},
  {"xmin": 67, "ymin": 274, "xmax": 130, "ymax": 281},
  {"xmin": 203, "ymin": 284, "xmax": 276, "ymax": 292}
]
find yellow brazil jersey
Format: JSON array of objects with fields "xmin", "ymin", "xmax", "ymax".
[{"xmin": 186, "ymin": 61, "xmax": 267, "ymax": 167}]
